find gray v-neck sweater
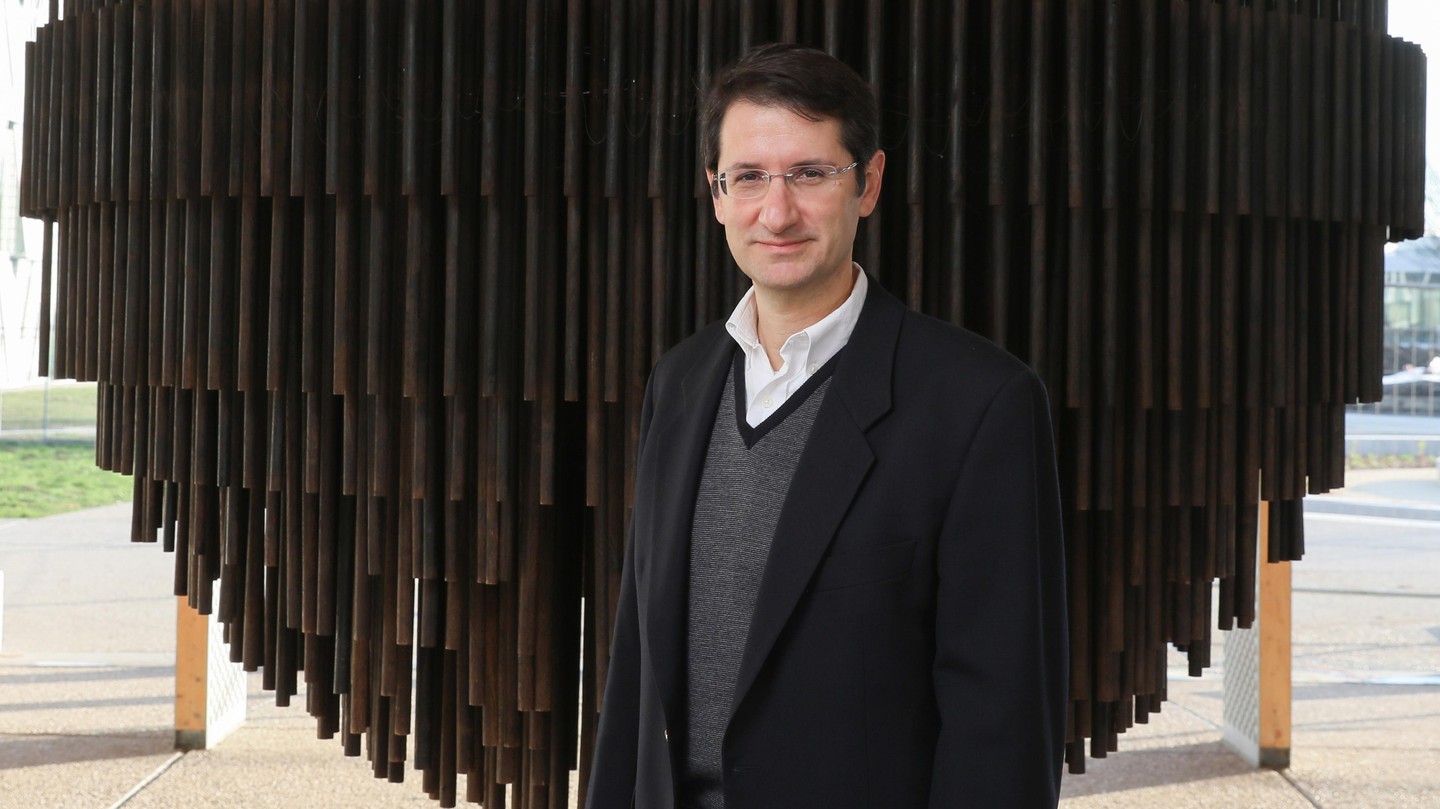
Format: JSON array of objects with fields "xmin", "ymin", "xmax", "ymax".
[{"xmin": 678, "ymin": 359, "xmax": 833, "ymax": 809}]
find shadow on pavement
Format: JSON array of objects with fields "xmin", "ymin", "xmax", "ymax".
[
  {"xmin": 0, "ymin": 729, "xmax": 171, "ymax": 770},
  {"xmin": 1061, "ymin": 740, "xmax": 1263, "ymax": 797},
  {"xmin": 0, "ymin": 665, "xmax": 171, "ymax": 687}
]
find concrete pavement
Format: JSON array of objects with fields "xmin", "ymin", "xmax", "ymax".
[
  {"xmin": 1061, "ymin": 484, "xmax": 1440, "ymax": 808},
  {"xmin": 0, "ymin": 505, "xmax": 439, "ymax": 808},
  {"xmin": 2, "ymin": 473, "xmax": 1438, "ymax": 807}
]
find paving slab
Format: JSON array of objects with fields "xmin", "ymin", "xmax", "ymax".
[
  {"xmin": 0, "ymin": 503, "xmax": 173, "ymax": 656},
  {"xmin": 1060, "ymin": 748, "xmax": 1313, "ymax": 808},
  {"xmin": 0, "ymin": 660, "xmax": 172, "ymax": 736},
  {"xmin": 119, "ymin": 684, "xmax": 443, "ymax": 809},
  {"xmin": 0, "ymin": 731, "xmax": 176, "ymax": 809},
  {"xmin": 1059, "ymin": 670, "xmax": 1306, "ymax": 807},
  {"xmin": 1288, "ymin": 748, "xmax": 1440, "ymax": 809},
  {"xmin": 0, "ymin": 503, "xmax": 177, "ymax": 809}
]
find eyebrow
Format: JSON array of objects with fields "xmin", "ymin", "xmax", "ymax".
[{"xmin": 720, "ymin": 159, "xmax": 835, "ymax": 173}]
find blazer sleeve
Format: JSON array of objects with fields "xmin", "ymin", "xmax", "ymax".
[
  {"xmin": 585, "ymin": 523, "xmax": 642, "ymax": 809},
  {"xmin": 584, "ymin": 370, "xmax": 659, "ymax": 809},
  {"xmin": 928, "ymin": 369, "xmax": 1068, "ymax": 808}
]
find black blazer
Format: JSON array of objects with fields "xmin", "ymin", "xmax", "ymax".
[{"xmin": 586, "ymin": 278, "xmax": 1068, "ymax": 809}]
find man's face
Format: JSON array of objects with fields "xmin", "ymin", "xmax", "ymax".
[{"xmin": 709, "ymin": 101, "xmax": 884, "ymax": 299}]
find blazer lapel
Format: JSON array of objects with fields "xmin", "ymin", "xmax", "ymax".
[
  {"xmin": 729, "ymin": 280, "xmax": 905, "ymax": 718},
  {"xmin": 640, "ymin": 328, "xmax": 734, "ymax": 732}
]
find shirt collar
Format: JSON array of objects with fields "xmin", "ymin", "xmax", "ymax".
[{"xmin": 724, "ymin": 264, "xmax": 869, "ymax": 371}]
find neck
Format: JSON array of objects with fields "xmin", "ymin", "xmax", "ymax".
[{"xmin": 753, "ymin": 265, "xmax": 858, "ymax": 371}]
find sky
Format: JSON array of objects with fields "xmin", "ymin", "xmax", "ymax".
[
  {"xmin": 2, "ymin": 1, "xmax": 45, "ymax": 124},
  {"xmin": 1389, "ymin": 0, "xmax": 1439, "ymax": 160},
  {"xmin": 1389, "ymin": 0, "xmax": 1440, "ymax": 234}
]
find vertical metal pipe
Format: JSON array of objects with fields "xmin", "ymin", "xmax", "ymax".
[{"xmin": 94, "ymin": 7, "xmax": 111, "ymax": 201}]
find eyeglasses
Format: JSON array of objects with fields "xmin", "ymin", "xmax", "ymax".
[{"xmin": 712, "ymin": 162, "xmax": 859, "ymax": 200}]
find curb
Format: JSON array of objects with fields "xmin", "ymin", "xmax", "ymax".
[{"xmin": 1304, "ymin": 496, "xmax": 1440, "ymax": 522}]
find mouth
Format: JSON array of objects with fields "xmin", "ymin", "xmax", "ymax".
[{"xmin": 755, "ymin": 239, "xmax": 808, "ymax": 253}]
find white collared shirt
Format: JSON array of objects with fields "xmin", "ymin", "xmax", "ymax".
[{"xmin": 724, "ymin": 265, "xmax": 868, "ymax": 428}]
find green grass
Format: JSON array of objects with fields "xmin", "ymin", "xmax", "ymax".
[
  {"xmin": 1347, "ymin": 452, "xmax": 1436, "ymax": 470},
  {"xmin": 0, "ymin": 383, "xmax": 99, "ymax": 433},
  {"xmin": 0, "ymin": 441, "xmax": 134, "ymax": 518}
]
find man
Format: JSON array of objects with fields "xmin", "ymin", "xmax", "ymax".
[{"xmin": 586, "ymin": 43, "xmax": 1068, "ymax": 809}]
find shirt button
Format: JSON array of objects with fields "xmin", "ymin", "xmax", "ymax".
[
  {"xmin": 761, "ymin": 397, "xmax": 773, "ymax": 408},
  {"xmin": 807, "ymin": 363, "xmax": 818, "ymax": 374}
]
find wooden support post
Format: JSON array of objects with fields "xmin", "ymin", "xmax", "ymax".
[
  {"xmin": 175, "ymin": 596, "xmax": 247, "ymax": 750},
  {"xmin": 1222, "ymin": 499, "xmax": 1292, "ymax": 768},
  {"xmin": 1257, "ymin": 503, "xmax": 1292, "ymax": 767},
  {"xmin": 175, "ymin": 596, "xmax": 207, "ymax": 745}
]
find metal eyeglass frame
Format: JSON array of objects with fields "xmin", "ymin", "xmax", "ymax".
[{"xmin": 711, "ymin": 162, "xmax": 860, "ymax": 199}]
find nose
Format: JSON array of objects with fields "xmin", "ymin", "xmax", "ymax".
[{"xmin": 757, "ymin": 177, "xmax": 800, "ymax": 233}]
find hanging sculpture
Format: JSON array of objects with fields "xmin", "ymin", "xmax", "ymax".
[{"xmin": 19, "ymin": 0, "xmax": 1427, "ymax": 805}]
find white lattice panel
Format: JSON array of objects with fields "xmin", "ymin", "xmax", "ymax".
[
  {"xmin": 1222, "ymin": 620, "xmax": 1261, "ymax": 766},
  {"xmin": 1222, "ymin": 527, "xmax": 1263, "ymax": 767},
  {"xmin": 205, "ymin": 604, "xmax": 248, "ymax": 746}
]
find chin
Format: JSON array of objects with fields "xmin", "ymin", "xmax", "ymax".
[{"xmin": 749, "ymin": 266, "xmax": 818, "ymax": 292}]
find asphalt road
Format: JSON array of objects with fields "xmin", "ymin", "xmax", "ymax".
[{"xmin": 1291, "ymin": 512, "xmax": 1440, "ymax": 684}]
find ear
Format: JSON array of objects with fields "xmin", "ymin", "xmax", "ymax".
[
  {"xmin": 708, "ymin": 171, "xmax": 727, "ymax": 225},
  {"xmin": 858, "ymin": 150, "xmax": 885, "ymax": 217}
]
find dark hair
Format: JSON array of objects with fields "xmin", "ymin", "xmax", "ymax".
[{"xmin": 701, "ymin": 43, "xmax": 879, "ymax": 195}]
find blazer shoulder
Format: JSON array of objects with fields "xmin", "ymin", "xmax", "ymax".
[
  {"xmin": 897, "ymin": 309, "xmax": 1038, "ymax": 392},
  {"xmin": 648, "ymin": 319, "xmax": 730, "ymax": 388}
]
